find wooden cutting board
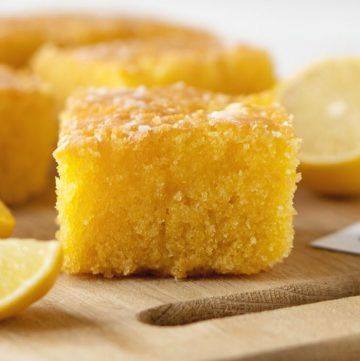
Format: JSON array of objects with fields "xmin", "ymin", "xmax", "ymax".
[{"xmin": 1, "ymin": 185, "xmax": 360, "ymax": 361}]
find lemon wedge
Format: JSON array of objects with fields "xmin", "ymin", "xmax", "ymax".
[
  {"xmin": 279, "ymin": 57, "xmax": 360, "ymax": 195},
  {"xmin": 0, "ymin": 239, "xmax": 62, "ymax": 320},
  {"xmin": 0, "ymin": 201, "xmax": 15, "ymax": 238}
]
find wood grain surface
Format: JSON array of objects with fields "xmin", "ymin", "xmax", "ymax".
[{"xmin": 1, "ymin": 185, "xmax": 360, "ymax": 361}]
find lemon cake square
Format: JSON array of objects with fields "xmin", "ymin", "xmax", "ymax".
[
  {"xmin": 55, "ymin": 84, "xmax": 299, "ymax": 278},
  {"xmin": 0, "ymin": 65, "xmax": 57, "ymax": 205},
  {"xmin": 0, "ymin": 14, "xmax": 211, "ymax": 67},
  {"xmin": 32, "ymin": 36, "xmax": 275, "ymax": 105}
]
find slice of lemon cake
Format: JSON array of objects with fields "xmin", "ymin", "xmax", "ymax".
[
  {"xmin": 0, "ymin": 14, "xmax": 211, "ymax": 67},
  {"xmin": 55, "ymin": 83, "xmax": 299, "ymax": 278},
  {"xmin": 32, "ymin": 36, "xmax": 275, "ymax": 105},
  {"xmin": 0, "ymin": 65, "xmax": 57, "ymax": 205}
]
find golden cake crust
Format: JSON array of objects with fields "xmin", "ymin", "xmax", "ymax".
[{"xmin": 58, "ymin": 84, "xmax": 291, "ymax": 151}]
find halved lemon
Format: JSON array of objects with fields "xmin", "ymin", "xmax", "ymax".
[
  {"xmin": 0, "ymin": 239, "xmax": 62, "ymax": 320},
  {"xmin": 0, "ymin": 201, "xmax": 15, "ymax": 238},
  {"xmin": 279, "ymin": 57, "xmax": 360, "ymax": 195}
]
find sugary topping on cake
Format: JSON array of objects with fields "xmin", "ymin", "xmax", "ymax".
[
  {"xmin": 0, "ymin": 64, "xmax": 44, "ymax": 91},
  {"xmin": 57, "ymin": 83, "xmax": 292, "ymax": 153},
  {"xmin": 56, "ymin": 36, "xmax": 262, "ymax": 67}
]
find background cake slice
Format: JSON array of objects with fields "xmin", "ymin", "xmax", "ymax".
[
  {"xmin": 32, "ymin": 36, "xmax": 275, "ymax": 104},
  {"xmin": 0, "ymin": 14, "xmax": 211, "ymax": 67},
  {"xmin": 0, "ymin": 65, "xmax": 57, "ymax": 205},
  {"xmin": 55, "ymin": 84, "xmax": 299, "ymax": 278}
]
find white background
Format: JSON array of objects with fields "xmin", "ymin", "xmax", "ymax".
[{"xmin": 1, "ymin": 0, "xmax": 359, "ymax": 77}]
